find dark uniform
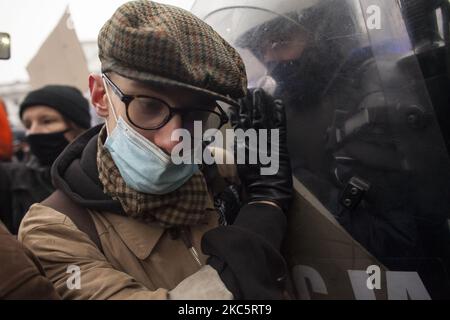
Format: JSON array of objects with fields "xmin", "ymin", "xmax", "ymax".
[{"xmin": 0, "ymin": 157, "xmax": 54, "ymax": 234}]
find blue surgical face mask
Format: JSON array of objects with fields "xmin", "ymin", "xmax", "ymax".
[{"xmin": 103, "ymin": 78, "xmax": 198, "ymax": 195}]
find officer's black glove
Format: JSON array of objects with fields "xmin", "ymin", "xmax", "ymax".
[
  {"xmin": 202, "ymin": 89, "xmax": 293, "ymax": 299},
  {"xmin": 229, "ymin": 88, "xmax": 293, "ymax": 213}
]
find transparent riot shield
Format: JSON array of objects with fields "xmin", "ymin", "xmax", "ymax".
[{"xmin": 192, "ymin": 0, "xmax": 450, "ymax": 299}]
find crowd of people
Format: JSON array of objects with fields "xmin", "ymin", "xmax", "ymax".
[
  {"xmin": 0, "ymin": 0, "xmax": 293, "ymax": 300},
  {"xmin": 2, "ymin": 0, "xmax": 450, "ymax": 300}
]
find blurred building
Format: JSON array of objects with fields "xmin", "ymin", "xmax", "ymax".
[{"xmin": 0, "ymin": 40, "xmax": 101, "ymax": 130}]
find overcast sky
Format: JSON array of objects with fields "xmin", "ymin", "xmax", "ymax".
[{"xmin": 0, "ymin": 0, "xmax": 195, "ymax": 85}]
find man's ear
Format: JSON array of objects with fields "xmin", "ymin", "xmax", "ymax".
[{"xmin": 89, "ymin": 74, "xmax": 109, "ymax": 118}]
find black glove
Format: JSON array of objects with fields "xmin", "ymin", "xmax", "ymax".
[
  {"xmin": 229, "ymin": 88, "xmax": 293, "ymax": 213},
  {"xmin": 203, "ymin": 203, "xmax": 289, "ymax": 299}
]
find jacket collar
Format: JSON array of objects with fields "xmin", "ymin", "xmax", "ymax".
[
  {"xmin": 103, "ymin": 212, "xmax": 165, "ymax": 260},
  {"xmin": 52, "ymin": 124, "xmax": 123, "ymax": 214}
]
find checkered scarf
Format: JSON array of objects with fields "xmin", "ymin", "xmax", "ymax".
[{"xmin": 97, "ymin": 127, "xmax": 211, "ymax": 228}]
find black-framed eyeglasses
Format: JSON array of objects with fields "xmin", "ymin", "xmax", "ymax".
[{"xmin": 102, "ymin": 73, "xmax": 229, "ymax": 131}]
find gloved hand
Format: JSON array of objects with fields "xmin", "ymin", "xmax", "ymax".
[{"xmin": 229, "ymin": 88, "xmax": 293, "ymax": 213}]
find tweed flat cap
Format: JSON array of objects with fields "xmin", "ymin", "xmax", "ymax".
[{"xmin": 98, "ymin": 0, "xmax": 247, "ymax": 106}]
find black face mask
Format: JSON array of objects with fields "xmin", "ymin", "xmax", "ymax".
[{"xmin": 26, "ymin": 130, "xmax": 69, "ymax": 166}]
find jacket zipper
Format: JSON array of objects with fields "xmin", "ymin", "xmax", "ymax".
[{"xmin": 180, "ymin": 227, "xmax": 202, "ymax": 267}]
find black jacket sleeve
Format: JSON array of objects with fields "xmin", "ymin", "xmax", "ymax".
[{"xmin": 202, "ymin": 203, "xmax": 288, "ymax": 299}]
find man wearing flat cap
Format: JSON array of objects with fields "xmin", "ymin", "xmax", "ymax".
[{"xmin": 18, "ymin": 0, "xmax": 293, "ymax": 299}]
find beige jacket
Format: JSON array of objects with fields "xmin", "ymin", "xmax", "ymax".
[{"xmin": 18, "ymin": 202, "xmax": 232, "ymax": 299}]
